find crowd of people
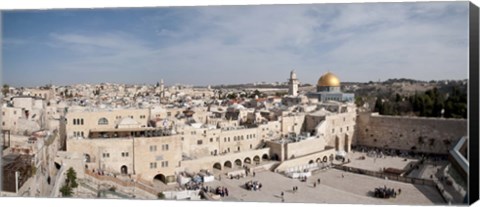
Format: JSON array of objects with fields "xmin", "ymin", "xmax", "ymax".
[
  {"xmin": 373, "ymin": 186, "xmax": 400, "ymax": 199},
  {"xmin": 245, "ymin": 180, "xmax": 262, "ymax": 191},
  {"xmin": 214, "ymin": 186, "xmax": 229, "ymax": 197}
]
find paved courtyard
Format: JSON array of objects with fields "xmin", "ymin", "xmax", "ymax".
[
  {"xmin": 203, "ymin": 169, "xmax": 445, "ymax": 205},
  {"xmin": 342, "ymin": 151, "xmax": 419, "ymax": 171}
]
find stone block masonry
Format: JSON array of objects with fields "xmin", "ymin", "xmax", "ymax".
[{"xmin": 354, "ymin": 113, "xmax": 467, "ymax": 154}]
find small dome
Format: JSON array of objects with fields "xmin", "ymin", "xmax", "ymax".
[{"xmin": 317, "ymin": 72, "xmax": 340, "ymax": 87}]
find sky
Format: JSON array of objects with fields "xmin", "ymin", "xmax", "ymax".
[{"xmin": 1, "ymin": 2, "xmax": 470, "ymax": 87}]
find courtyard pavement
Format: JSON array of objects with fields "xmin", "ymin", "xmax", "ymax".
[{"xmin": 203, "ymin": 168, "xmax": 444, "ymax": 205}]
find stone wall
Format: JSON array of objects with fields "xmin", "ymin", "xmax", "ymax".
[
  {"xmin": 274, "ymin": 148, "xmax": 335, "ymax": 172},
  {"xmin": 285, "ymin": 138, "xmax": 326, "ymax": 159},
  {"xmin": 354, "ymin": 113, "xmax": 467, "ymax": 154}
]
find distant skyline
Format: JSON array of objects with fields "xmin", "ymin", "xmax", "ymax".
[{"xmin": 2, "ymin": 2, "xmax": 469, "ymax": 87}]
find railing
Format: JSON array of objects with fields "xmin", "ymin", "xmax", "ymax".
[
  {"xmin": 84, "ymin": 170, "xmax": 158, "ymax": 196},
  {"xmin": 332, "ymin": 164, "xmax": 436, "ymax": 186}
]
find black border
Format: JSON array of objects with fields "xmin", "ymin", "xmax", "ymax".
[{"xmin": 469, "ymin": 1, "xmax": 480, "ymax": 205}]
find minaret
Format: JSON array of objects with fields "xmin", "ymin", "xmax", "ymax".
[
  {"xmin": 288, "ymin": 70, "xmax": 299, "ymax": 96},
  {"xmin": 160, "ymin": 79, "xmax": 165, "ymax": 98}
]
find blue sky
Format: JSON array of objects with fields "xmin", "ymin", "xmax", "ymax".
[{"xmin": 2, "ymin": 2, "xmax": 469, "ymax": 87}]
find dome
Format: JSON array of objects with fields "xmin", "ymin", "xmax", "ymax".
[{"xmin": 317, "ymin": 72, "xmax": 340, "ymax": 87}]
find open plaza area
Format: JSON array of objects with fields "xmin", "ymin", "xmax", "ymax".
[{"xmin": 204, "ymin": 169, "xmax": 444, "ymax": 205}]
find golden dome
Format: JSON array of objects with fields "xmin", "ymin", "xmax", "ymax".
[{"xmin": 317, "ymin": 72, "xmax": 340, "ymax": 87}]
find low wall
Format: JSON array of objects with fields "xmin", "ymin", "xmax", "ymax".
[{"xmin": 274, "ymin": 148, "xmax": 335, "ymax": 172}]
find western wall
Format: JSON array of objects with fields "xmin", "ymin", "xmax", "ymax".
[{"xmin": 354, "ymin": 112, "xmax": 467, "ymax": 154}]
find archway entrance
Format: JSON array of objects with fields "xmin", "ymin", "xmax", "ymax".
[
  {"xmin": 121, "ymin": 165, "xmax": 128, "ymax": 175},
  {"xmin": 271, "ymin": 154, "xmax": 279, "ymax": 161},
  {"xmin": 344, "ymin": 135, "xmax": 350, "ymax": 152},
  {"xmin": 54, "ymin": 162, "xmax": 61, "ymax": 170},
  {"xmin": 309, "ymin": 160, "xmax": 314, "ymax": 164},
  {"xmin": 213, "ymin": 162, "xmax": 222, "ymax": 170},
  {"xmin": 253, "ymin": 155, "xmax": 260, "ymax": 164},
  {"xmin": 224, "ymin": 161, "xmax": 232, "ymax": 169},
  {"xmin": 316, "ymin": 158, "xmax": 321, "ymax": 163},
  {"xmin": 235, "ymin": 159, "xmax": 242, "ymax": 167},
  {"xmin": 244, "ymin": 157, "xmax": 251, "ymax": 164},
  {"xmin": 335, "ymin": 136, "xmax": 340, "ymax": 151},
  {"xmin": 262, "ymin": 154, "xmax": 269, "ymax": 160},
  {"xmin": 154, "ymin": 174, "xmax": 167, "ymax": 184},
  {"xmin": 84, "ymin": 154, "xmax": 91, "ymax": 163}
]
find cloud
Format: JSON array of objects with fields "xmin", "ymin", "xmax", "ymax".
[{"xmin": 34, "ymin": 2, "xmax": 468, "ymax": 86}]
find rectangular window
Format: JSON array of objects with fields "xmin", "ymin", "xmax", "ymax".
[
  {"xmin": 150, "ymin": 145, "xmax": 157, "ymax": 152},
  {"xmin": 210, "ymin": 138, "xmax": 213, "ymax": 142},
  {"xmin": 150, "ymin": 162, "xmax": 157, "ymax": 169},
  {"xmin": 162, "ymin": 144, "xmax": 169, "ymax": 151},
  {"xmin": 103, "ymin": 153, "xmax": 110, "ymax": 158},
  {"xmin": 161, "ymin": 161, "xmax": 169, "ymax": 168}
]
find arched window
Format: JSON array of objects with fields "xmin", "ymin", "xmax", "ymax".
[{"xmin": 98, "ymin": 117, "xmax": 109, "ymax": 125}]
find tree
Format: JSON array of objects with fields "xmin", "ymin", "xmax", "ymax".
[
  {"xmin": 2, "ymin": 84, "xmax": 9, "ymax": 96},
  {"xmin": 355, "ymin": 96, "xmax": 365, "ymax": 107},
  {"xmin": 60, "ymin": 184, "xmax": 73, "ymax": 197},
  {"xmin": 157, "ymin": 192, "xmax": 166, "ymax": 199},
  {"xmin": 60, "ymin": 167, "xmax": 79, "ymax": 197}
]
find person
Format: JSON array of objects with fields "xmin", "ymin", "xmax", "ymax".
[
  {"xmin": 281, "ymin": 191, "xmax": 284, "ymax": 197},
  {"xmin": 253, "ymin": 172, "xmax": 256, "ymax": 177},
  {"xmin": 225, "ymin": 188, "xmax": 229, "ymax": 197},
  {"xmin": 313, "ymin": 183, "xmax": 316, "ymax": 188},
  {"xmin": 293, "ymin": 186, "xmax": 295, "ymax": 192},
  {"xmin": 317, "ymin": 178, "xmax": 321, "ymax": 184},
  {"xmin": 342, "ymin": 174, "xmax": 344, "ymax": 179},
  {"xmin": 398, "ymin": 188, "xmax": 402, "ymax": 195}
]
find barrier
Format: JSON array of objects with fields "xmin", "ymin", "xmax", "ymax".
[{"xmin": 84, "ymin": 170, "xmax": 158, "ymax": 196}]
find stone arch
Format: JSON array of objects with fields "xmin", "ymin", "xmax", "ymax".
[
  {"xmin": 121, "ymin": 165, "xmax": 128, "ymax": 175},
  {"xmin": 253, "ymin": 155, "xmax": 260, "ymax": 163},
  {"xmin": 84, "ymin": 154, "xmax": 91, "ymax": 163},
  {"xmin": 213, "ymin": 162, "xmax": 222, "ymax": 170},
  {"xmin": 54, "ymin": 162, "xmax": 61, "ymax": 170},
  {"xmin": 235, "ymin": 159, "xmax": 242, "ymax": 167},
  {"xmin": 309, "ymin": 160, "xmax": 314, "ymax": 164},
  {"xmin": 329, "ymin": 154, "xmax": 334, "ymax": 162},
  {"xmin": 323, "ymin": 156, "xmax": 328, "ymax": 162},
  {"xmin": 244, "ymin": 157, "xmax": 251, "ymax": 164},
  {"xmin": 262, "ymin": 154, "xmax": 269, "ymax": 160},
  {"xmin": 316, "ymin": 158, "xmax": 321, "ymax": 163},
  {"xmin": 224, "ymin": 161, "xmax": 232, "ymax": 169},
  {"xmin": 98, "ymin": 117, "xmax": 109, "ymax": 125},
  {"xmin": 154, "ymin": 174, "xmax": 167, "ymax": 184},
  {"xmin": 271, "ymin": 153, "xmax": 280, "ymax": 161}
]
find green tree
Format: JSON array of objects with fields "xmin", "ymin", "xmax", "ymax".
[
  {"xmin": 60, "ymin": 167, "xmax": 79, "ymax": 197},
  {"xmin": 60, "ymin": 184, "xmax": 73, "ymax": 197},
  {"xmin": 2, "ymin": 84, "xmax": 10, "ymax": 96},
  {"xmin": 355, "ymin": 96, "xmax": 365, "ymax": 107},
  {"xmin": 157, "ymin": 192, "xmax": 166, "ymax": 199}
]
